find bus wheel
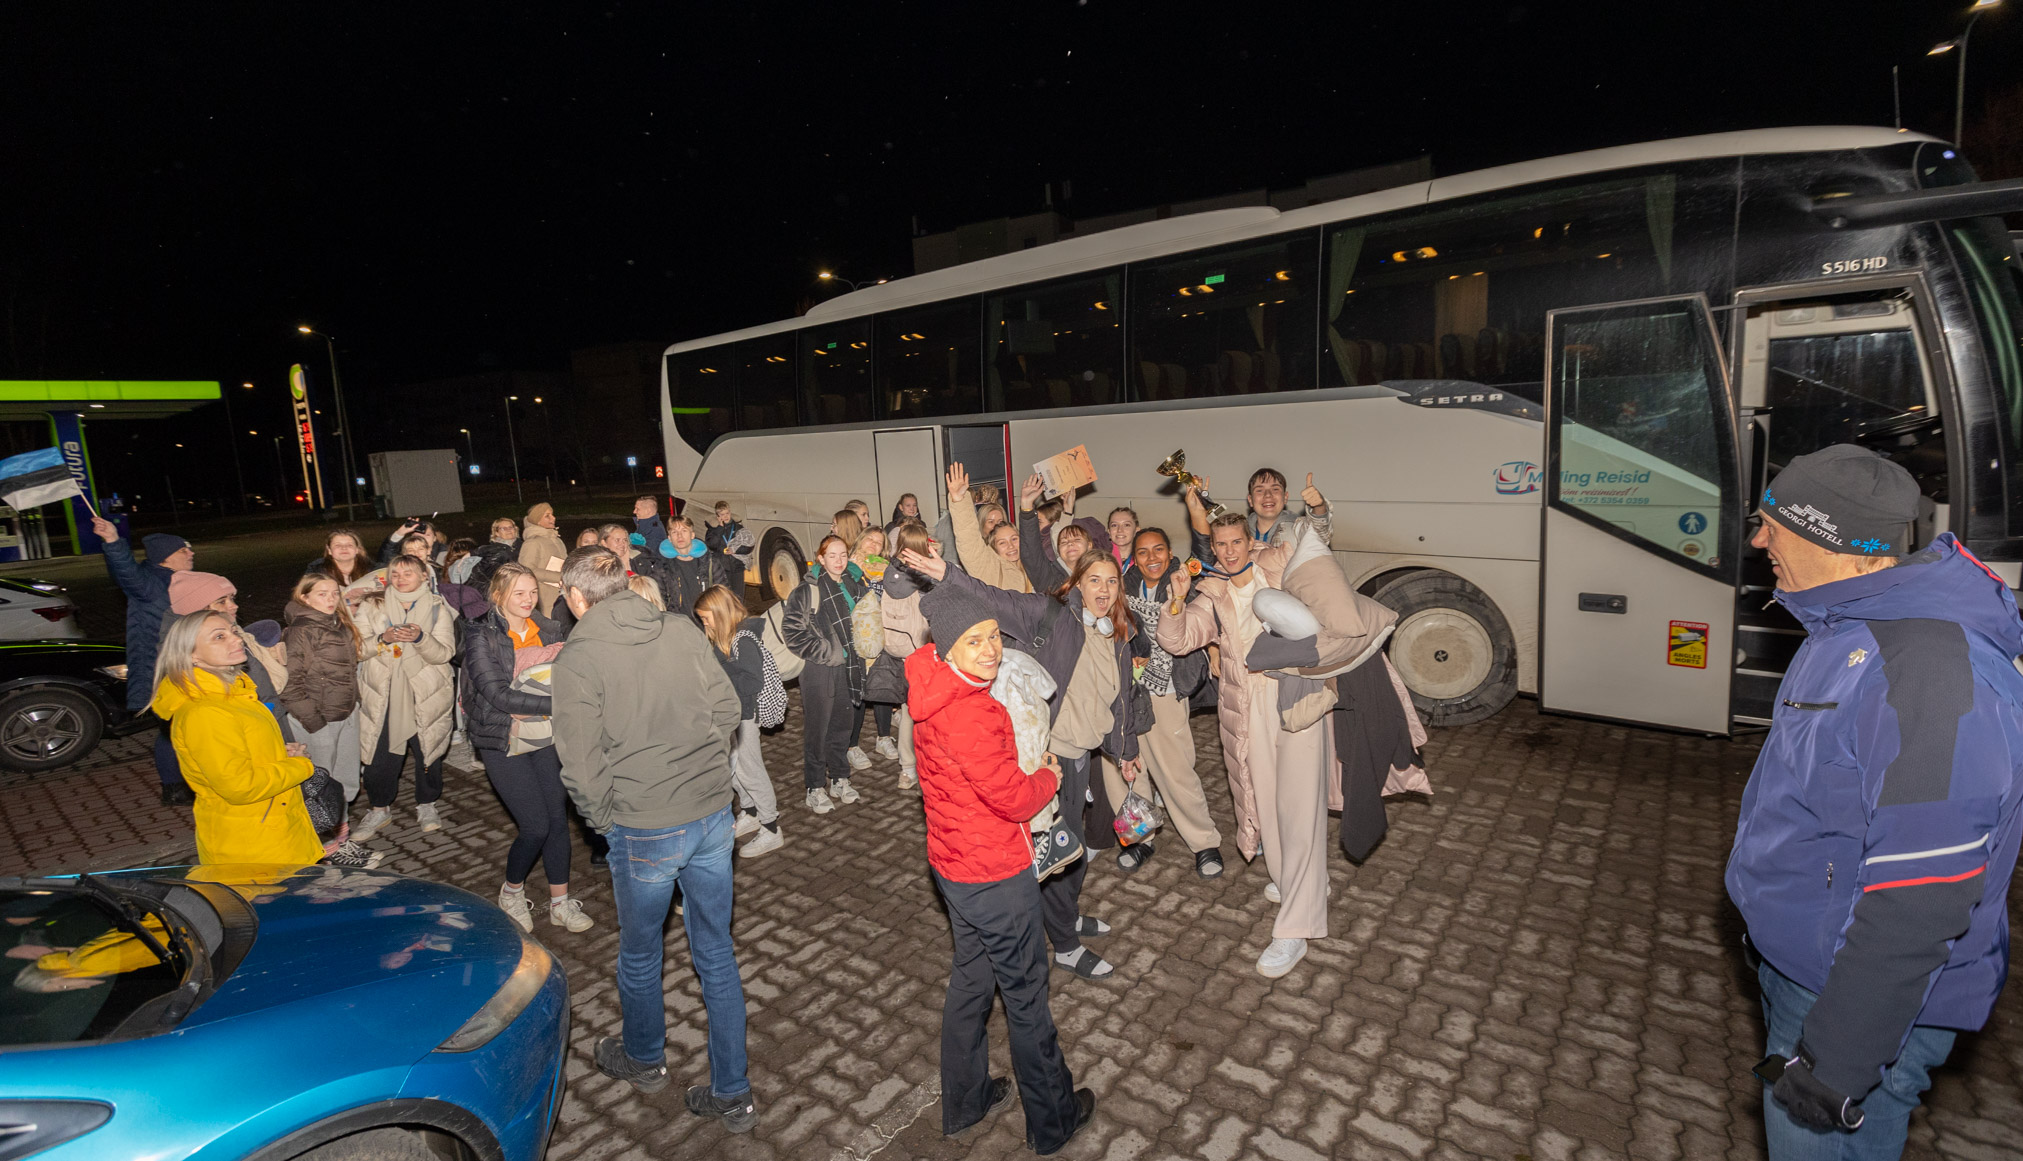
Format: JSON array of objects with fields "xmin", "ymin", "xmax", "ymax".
[
  {"xmin": 1370, "ymin": 570, "xmax": 1517, "ymax": 727},
  {"xmin": 760, "ymin": 528, "xmax": 806, "ymax": 603}
]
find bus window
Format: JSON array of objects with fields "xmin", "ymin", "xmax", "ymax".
[
  {"xmin": 1948, "ymin": 219, "xmax": 2023, "ymax": 539},
  {"xmin": 1323, "ymin": 170, "xmax": 1733, "ymax": 397},
  {"xmin": 1553, "ymin": 302, "xmax": 1729, "ymax": 566},
  {"xmin": 1765, "ymin": 329, "xmax": 1928, "ymax": 477},
  {"xmin": 985, "ymin": 270, "xmax": 1124, "ymax": 411},
  {"xmin": 877, "ymin": 298, "xmax": 983, "ymax": 419},
  {"xmin": 736, "ymin": 334, "xmax": 798, "ymax": 430},
  {"xmin": 800, "ymin": 319, "xmax": 872, "ymax": 426},
  {"xmin": 1128, "ymin": 234, "xmax": 1317, "ymax": 399},
  {"xmin": 668, "ymin": 350, "xmax": 734, "ymax": 450}
]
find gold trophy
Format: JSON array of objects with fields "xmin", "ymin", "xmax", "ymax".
[{"xmin": 1157, "ymin": 449, "xmax": 1228, "ymax": 520}]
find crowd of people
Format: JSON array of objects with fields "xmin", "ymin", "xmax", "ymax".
[{"xmin": 93, "ymin": 439, "xmax": 2023, "ymax": 1161}]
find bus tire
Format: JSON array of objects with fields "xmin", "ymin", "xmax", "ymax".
[
  {"xmin": 1369, "ymin": 570, "xmax": 1517, "ymax": 728},
  {"xmin": 760, "ymin": 528, "xmax": 807, "ymax": 603}
]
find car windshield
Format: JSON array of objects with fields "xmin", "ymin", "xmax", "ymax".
[{"xmin": 0, "ymin": 887, "xmax": 184, "ymax": 1046}]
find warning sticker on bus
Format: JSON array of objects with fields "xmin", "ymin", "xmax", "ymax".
[{"xmin": 1668, "ymin": 621, "xmax": 1709, "ymax": 669}]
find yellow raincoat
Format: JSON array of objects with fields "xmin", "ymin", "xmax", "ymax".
[{"xmin": 153, "ymin": 670, "xmax": 322, "ymax": 865}]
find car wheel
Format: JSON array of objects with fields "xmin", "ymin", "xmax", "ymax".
[
  {"xmin": 0, "ymin": 686, "xmax": 104, "ymax": 773},
  {"xmin": 1370, "ymin": 570, "xmax": 1518, "ymax": 727},
  {"xmin": 760, "ymin": 528, "xmax": 806, "ymax": 603},
  {"xmin": 293, "ymin": 1127, "xmax": 434, "ymax": 1161}
]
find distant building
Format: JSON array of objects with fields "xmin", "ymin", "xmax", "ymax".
[{"xmin": 910, "ymin": 157, "xmax": 1434, "ymax": 275}]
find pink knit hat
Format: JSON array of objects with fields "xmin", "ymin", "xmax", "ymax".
[{"xmin": 169, "ymin": 571, "xmax": 237, "ymax": 616}]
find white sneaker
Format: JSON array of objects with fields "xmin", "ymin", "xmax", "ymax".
[
  {"xmin": 874, "ymin": 735, "xmax": 899, "ymax": 761},
  {"xmin": 832, "ymin": 778, "xmax": 861, "ymax": 804},
  {"xmin": 898, "ymin": 767, "xmax": 918, "ymax": 791},
  {"xmin": 446, "ymin": 739, "xmax": 478, "ymax": 769},
  {"xmin": 1257, "ymin": 937, "xmax": 1308, "ymax": 978},
  {"xmin": 734, "ymin": 811, "xmax": 761, "ymax": 839},
  {"xmin": 352, "ymin": 806, "xmax": 392, "ymax": 843},
  {"xmin": 1264, "ymin": 881, "xmax": 1331, "ymax": 904},
  {"xmin": 806, "ymin": 787, "xmax": 834, "ymax": 814},
  {"xmin": 416, "ymin": 803, "xmax": 443, "ymax": 833},
  {"xmin": 846, "ymin": 746, "xmax": 872, "ymax": 771},
  {"xmin": 549, "ymin": 896, "xmax": 594, "ymax": 933},
  {"xmin": 739, "ymin": 826, "xmax": 784, "ymax": 859},
  {"xmin": 497, "ymin": 886, "xmax": 533, "ymax": 932}
]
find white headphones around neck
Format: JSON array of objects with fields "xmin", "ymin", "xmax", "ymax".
[{"xmin": 1081, "ymin": 608, "xmax": 1114, "ymax": 637}]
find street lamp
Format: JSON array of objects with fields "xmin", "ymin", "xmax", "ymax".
[
  {"xmin": 816, "ymin": 271, "xmax": 889, "ymax": 292},
  {"xmin": 458, "ymin": 427, "xmax": 475, "ymax": 463},
  {"xmin": 1930, "ymin": 0, "xmax": 2003, "ymax": 148},
  {"xmin": 296, "ymin": 325, "xmax": 361, "ymax": 516},
  {"xmin": 219, "ymin": 381, "xmax": 252, "ymax": 512},
  {"xmin": 503, "ymin": 395, "xmax": 524, "ymax": 504}
]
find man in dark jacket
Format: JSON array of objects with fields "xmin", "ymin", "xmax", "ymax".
[
  {"xmin": 549, "ymin": 547, "xmax": 753, "ymax": 1131},
  {"xmin": 660, "ymin": 515, "xmax": 728, "ymax": 618},
  {"xmin": 1727, "ymin": 445, "xmax": 2023, "ymax": 1159},
  {"xmin": 703, "ymin": 501, "xmax": 753, "ymax": 595},
  {"xmin": 464, "ymin": 517, "xmax": 521, "ymax": 594},
  {"xmin": 92, "ymin": 516, "xmax": 194, "ymax": 803}
]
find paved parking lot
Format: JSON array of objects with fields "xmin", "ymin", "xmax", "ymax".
[{"xmin": 3, "ymin": 696, "xmax": 2017, "ymax": 1161}]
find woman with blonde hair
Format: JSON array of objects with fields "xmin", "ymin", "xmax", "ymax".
[
  {"xmin": 517, "ymin": 501, "xmax": 568, "ymax": 616},
  {"xmin": 153, "ymin": 610, "xmax": 323, "ymax": 865},
  {"xmin": 279, "ymin": 574, "xmax": 367, "ymax": 807},
  {"xmin": 627, "ymin": 573, "xmax": 666, "ymax": 610},
  {"xmin": 697, "ymin": 584, "xmax": 783, "ymax": 857},
  {"xmin": 461, "ymin": 562, "xmax": 590, "ymax": 933}
]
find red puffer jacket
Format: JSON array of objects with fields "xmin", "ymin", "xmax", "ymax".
[{"xmin": 906, "ymin": 644, "xmax": 1060, "ymax": 883}]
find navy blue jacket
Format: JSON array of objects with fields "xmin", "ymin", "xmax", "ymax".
[
  {"xmin": 101, "ymin": 538, "xmax": 174, "ymax": 711},
  {"xmin": 1726, "ymin": 534, "xmax": 2023, "ymax": 1100}
]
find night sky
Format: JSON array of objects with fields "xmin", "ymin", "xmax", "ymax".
[{"xmin": 3, "ymin": 2, "xmax": 2018, "ymax": 502}]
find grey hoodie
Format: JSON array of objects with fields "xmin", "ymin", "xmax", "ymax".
[{"xmin": 550, "ymin": 589, "xmax": 740, "ymax": 832}]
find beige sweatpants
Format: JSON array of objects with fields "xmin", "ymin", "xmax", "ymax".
[
  {"xmin": 1100, "ymin": 691, "xmax": 1222, "ymax": 853},
  {"xmin": 1246, "ymin": 674, "xmax": 1330, "ymax": 940}
]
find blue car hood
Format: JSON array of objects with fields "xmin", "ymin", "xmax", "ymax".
[{"xmin": 159, "ymin": 865, "xmax": 523, "ymax": 1032}]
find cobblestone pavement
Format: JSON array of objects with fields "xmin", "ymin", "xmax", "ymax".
[{"xmin": 3, "ymin": 697, "xmax": 2018, "ymax": 1161}]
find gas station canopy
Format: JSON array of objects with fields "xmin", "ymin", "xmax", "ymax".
[{"xmin": 0, "ymin": 380, "xmax": 221, "ymax": 420}]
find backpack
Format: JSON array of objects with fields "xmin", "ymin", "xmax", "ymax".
[
  {"xmin": 735, "ymin": 628, "xmax": 789, "ymax": 728},
  {"xmin": 760, "ymin": 600, "xmax": 805, "ymax": 681},
  {"xmin": 850, "ymin": 589, "xmax": 885, "ymax": 662}
]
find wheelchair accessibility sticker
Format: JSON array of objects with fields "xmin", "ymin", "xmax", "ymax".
[{"xmin": 1668, "ymin": 620, "xmax": 1709, "ymax": 669}]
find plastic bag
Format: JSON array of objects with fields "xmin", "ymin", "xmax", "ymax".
[{"xmin": 1112, "ymin": 786, "xmax": 1166, "ymax": 846}]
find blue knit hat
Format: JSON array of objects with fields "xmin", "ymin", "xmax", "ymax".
[{"xmin": 141, "ymin": 532, "xmax": 190, "ymax": 563}]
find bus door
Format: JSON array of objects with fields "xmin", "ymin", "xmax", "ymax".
[
  {"xmin": 1728, "ymin": 284, "xmax": 1949, "ymax": 723},
  {"xmin": 872, "ymin": 427, "xmax": 943, "ymax": 529},
  {"xmin": 1540, "ymin": 295, "xmax": 1741, "ymax": 734}
]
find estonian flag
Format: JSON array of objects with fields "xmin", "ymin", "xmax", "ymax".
[{"xmin": 0, "ymin": 447, "xmax": 83, "ymax": 512}]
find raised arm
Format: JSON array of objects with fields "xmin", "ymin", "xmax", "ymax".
[
  {"xmin": 1019, "ymin": 510, "xmax": 1066, "ymax": 593},
  {"xmin": 945, "ymin": 463, "xmax": 994, "ymax": 578}
]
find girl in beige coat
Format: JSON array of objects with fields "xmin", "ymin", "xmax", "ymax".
[
  {"xmin": 517, "ymin": 502, "xmax": 568, "ymax": 616},
  {"xmin": 351, "ymin": 556, "xmax": 458, "ymax": 840}
]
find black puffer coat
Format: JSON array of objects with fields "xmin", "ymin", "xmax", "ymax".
[{"xmin": 460, "ymin": 606, "xmax": 565, "ymax": 753}]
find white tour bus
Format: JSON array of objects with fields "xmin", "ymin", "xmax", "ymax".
[{"xmin": 660, "ymin": 126, "xmax": 2023, "ymax": 735}]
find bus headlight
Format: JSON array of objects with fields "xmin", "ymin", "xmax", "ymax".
[
  {"xmin": 96, "ymin": 665, "xmax": 129, "ymax": 681},
  {"xmin": 435, "ymin": 934, "xmax": 553, "ymax": 1053}
]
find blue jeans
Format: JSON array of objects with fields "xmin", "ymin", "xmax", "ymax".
[
  {"xmin": 1757, "ymin": 959, "xmax": 1955, "ymax": 1161},
  {"xmin": 607, "ymin": 809, "xmax": 749, "ymax": 1098}
]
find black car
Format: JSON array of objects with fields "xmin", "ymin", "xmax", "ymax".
[{"xmin": 0, "ymin": 641, "xmax": 133, "ymax": 773}]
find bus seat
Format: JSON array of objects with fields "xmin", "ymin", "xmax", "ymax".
[
  {"xmin": 1362, "ymin": 339, "xmax": 1387, "ymax": 382},
  {"xmin": 1415, "ymin": 342, "xmax": 1436, "ymax": 377},
  {"xmin": 1139, "ymin": 361, "xmax": 1163, "ymax": 399},
  {"xmin": 1045, "ymin": 379, "xmax": 1071, "ymax": 408},
  {"xmin": 1261, "ymin": 348, "xmax": 1282, "ymax": 392},
  {"xmin": 1329, "ymin": 332, "xmax": 1362, "ymax": 384},
  {"xmin": 1222, "ymin": 350, "xmax": 1254, "ymax": 393},
  {"xmin": 820, "ymin": 394, "xmax": 846, "ymax": 424},
  {"xmin": 1161, "ymin": 363, "xmax": 1188, "ymax": 398}
]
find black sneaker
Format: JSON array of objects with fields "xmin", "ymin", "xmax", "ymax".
[
  {"xmin": 1033, "ymin": 823, "xmax": 1084, "ymax": 881},
  {"xmin": 1194, "ymin": 848, "xmax": 1224, "ymax": 879},
  {"xmin": 322, "ymin": 840, "xmax": 384, "ymax": 870},
  {"xmin": 594, "ymin": 1036, "xmax": 669, "ymax": 1094},
  {"xmin": 1030, "ymin": 1087, "xmax": 1096, "ymax": 1155},
  {"xmin": 685, "ymin": 1084, "xmax": 757, "ymax": 1133},
  {"xmin": 945, "ymin": 1076, "xmax": 1014, "ymax": 1137}
]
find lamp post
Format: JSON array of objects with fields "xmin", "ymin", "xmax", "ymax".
[
  {"xmin": 221, "ymin": 381, "xmax": 251, "ymax": 512},
  {"xmin": 1930, "ymin": 0, "xmax": 2004, "ymax": 148},
  {"xmin": 503, "ymin": 395, "xmax": 523, "ymax": 504},
  {"xmin": 296, "ymin": 325, "xmax": 360, "ymax": 516},
  {"xmin": 816, "ymin": 271, "xmax": 889, "ymax": 292},
  {"xmin": 458, "ymin": 427, "xmax": 475, "ymax": 466}
]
